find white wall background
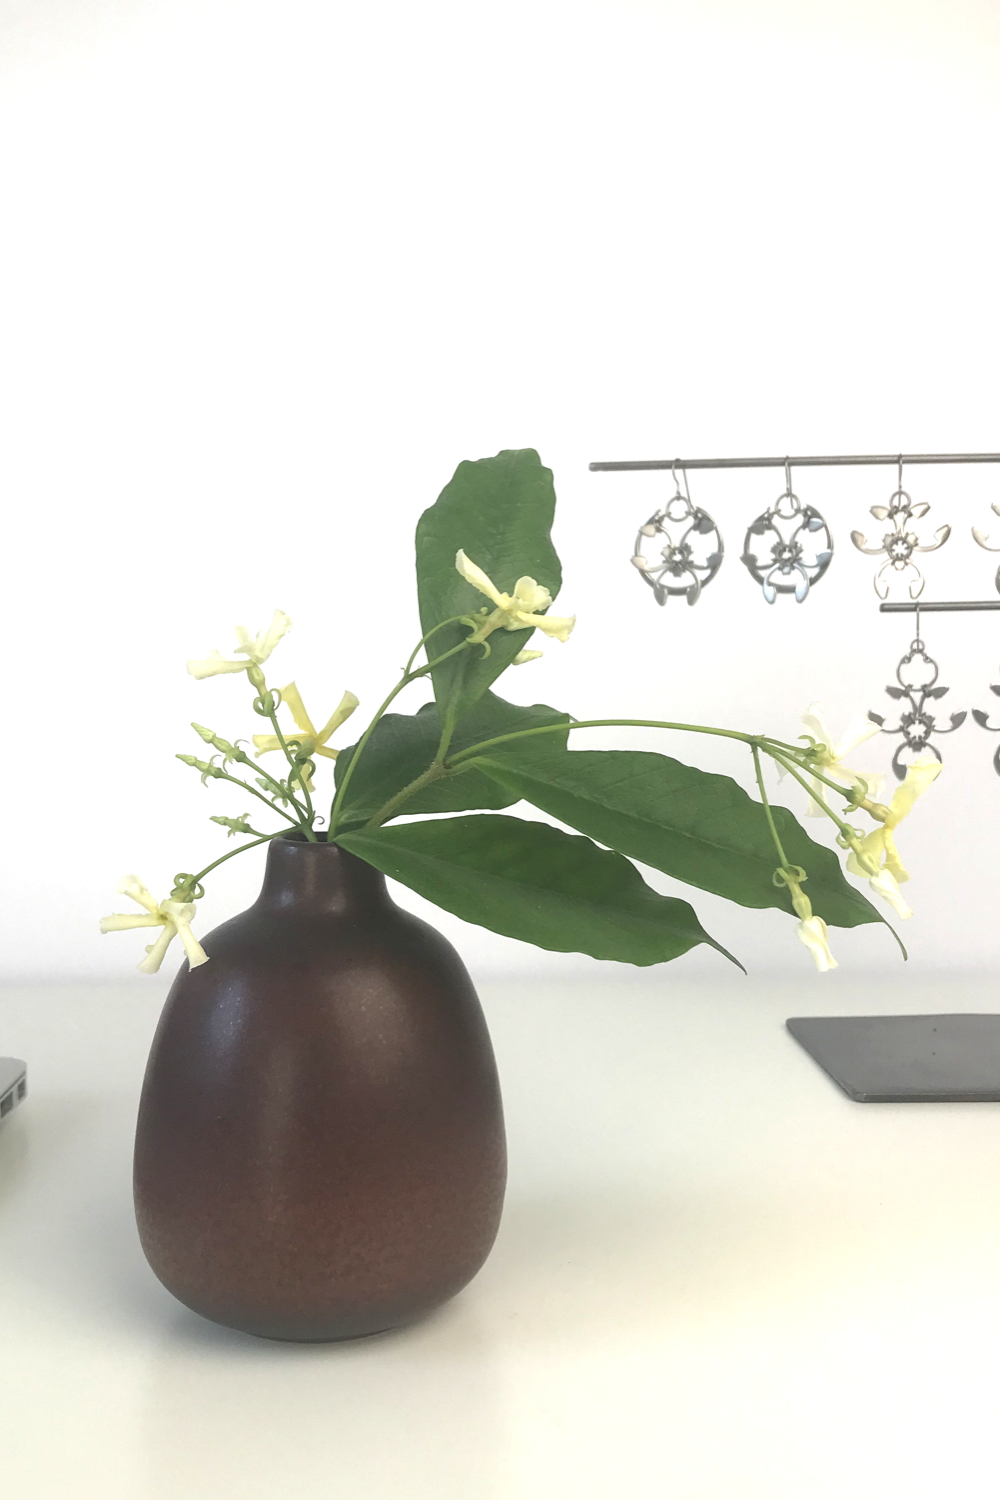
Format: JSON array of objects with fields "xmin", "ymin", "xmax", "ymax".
[{"xmin": 2, "ymin": 0, "xmax": 999, "ymax": 983}]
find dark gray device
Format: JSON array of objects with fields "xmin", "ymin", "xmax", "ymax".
[
  {"xmin": 0, "ymin": 1059, "xmax": 26, "ymax": 1121},
  {"xmin": 787, "ymin": 1014, "xmax": 1000, "ymax": 1102}
]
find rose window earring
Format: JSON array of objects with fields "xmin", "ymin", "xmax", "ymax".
[
  {"xmin": 851, "ymin": 455, "xmax": 950, "ymax": 599},
  {"xmin": 629, "ymin": 462, "xmax": 723, "ymax": 606},
  {"xmin": 740, "ymin": 459, "xmax": 833, "ymax": 602},
  {"xmin": 868, "ymin": 605, "xmax": 966, "ymax": 779}
]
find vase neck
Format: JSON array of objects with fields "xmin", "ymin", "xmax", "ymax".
[{"xmin": 255, "ymin": 839, "xmax": 392, "ymax": 915}]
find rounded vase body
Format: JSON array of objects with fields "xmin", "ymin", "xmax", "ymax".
[{"xmin": 133, "ymin": 839, "xmax": 507, "ymax": 1341}]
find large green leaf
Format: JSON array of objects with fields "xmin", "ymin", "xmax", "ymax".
[
  {"xmin": 473, "ymin": 747, "xmax": 883, "ymax": 930},
  {"xmin": 414, "ymin": 449, "xmax": 563, "ymax": 722},
  {"xmin": 333, "ymin": 693, "xmax": 571, "ymax": 825},
  {"xmin": 336, "ymin": 815, "xmax": 740, "ymax": 968}
]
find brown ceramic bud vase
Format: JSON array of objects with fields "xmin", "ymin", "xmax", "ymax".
[{"xmin": 133, "ymin": 837, "xmax": 507, "ymax": 1341}]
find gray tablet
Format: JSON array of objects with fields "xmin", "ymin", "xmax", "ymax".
[
  {"xmin": 787, "ymin": 1014, "xmax": 1000, "ymax": 1102},
  {"xmin": 0, "ymin": 1058, "xmax": 26, "ymax": 1121}
]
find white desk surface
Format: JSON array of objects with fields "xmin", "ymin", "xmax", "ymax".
[{"xmin": 2, "ymin": 972, "xmax": 999, "ymax": 1499}]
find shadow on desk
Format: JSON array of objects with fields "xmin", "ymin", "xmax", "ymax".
[
  {"xmin": 0, "ymin": 1096, "xmax": 92, "ymax": 1206},
  {"xmin": 0, "ymin": 1091, "xmax": 165, "ymax": 1334},
  {"xmin": 139, "ymin": 1296, "xmax": 508, "ymax": 1500}
]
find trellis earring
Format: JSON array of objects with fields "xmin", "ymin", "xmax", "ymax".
[
  {"xmin": 630, "ymin": 463, "xmax": 723, "ymax": 606},
  {"xmin": 740, "ymin": 459, "xmax": 833, "ymax": 602},
  {"xmin": 868, "ymin": 606, "xmax": 966, "ymax": 779},
  {"xmin": 851, "ymin": 455, "xmax": 950, "ymax": 599}
]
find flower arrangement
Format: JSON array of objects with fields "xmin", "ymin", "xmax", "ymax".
[{"xmin": 100, "ymin": 449, "xmax": 939, "ymax": 976}]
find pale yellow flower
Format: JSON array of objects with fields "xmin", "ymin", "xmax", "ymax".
[
  {"xmin": 784, "ymin": 871, "xmax": 838, "ymax": 972},
  {"xmin": 187, "ymin": 610, "xmax": 292, "ymax": 680},
  {"xmin": 796, "ymin": 914, "xmax": 838, "ymax": 972},
  {"xmin": 252, "ymin": 685, "xmax": 359, "ymax": 791},
  {"xmin": 512, "ymin": 650, "xmax": 544, "ymax": 665},
  {"xmin": 455, "ymin": 551, "xmax": 575, "ymax": 645},
  {"xmin": 99, "ymin": 876, "xmax": 208, "ymax": 975},
  {"xmin": 794, "ymin": 703, "xmax": 884, "ymax": 815},
  {"xmin": 846, "ymin": 755, "xmax": 941, "ymax": 917},
  {"xmin": 868, "ymin": 866, "xmax": 913, "ymax": 921}
]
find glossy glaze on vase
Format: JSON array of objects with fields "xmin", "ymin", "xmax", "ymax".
[{"xmin": 134, "ymin": 839, "xmax": 506, "ymax": 1341}]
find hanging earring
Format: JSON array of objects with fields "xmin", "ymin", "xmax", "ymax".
[
  {"xmin": 740, "ymin": 458, "xmax": 833, "ymax": 602},
  {"xmin": 851, "ymin": 455, "xmax": 950, "ymax": 599},
  {"xmin": 868, "ymin": 605, "xmax": 967, "ymax": 779},
  {"xmin": 630, "ymin": 461, "xmax": 723, "ymax": 606},
  {"xmin": 972, "ymin": 502, "xmax": 1000, "ymax": 595}
]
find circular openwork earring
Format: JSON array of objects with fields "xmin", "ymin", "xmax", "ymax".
[
  {"xmin": 740, "ymin": 460, "xmax": 833, "ymax": 603},
  {"xmin": 629, "ymin": 463, "xmax": 723, "ymax": 606}
]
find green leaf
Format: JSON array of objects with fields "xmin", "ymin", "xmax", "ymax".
[
  {"xmin": 336, "ymin": 814, "xmax": 741, "ymax": 969},
  {"xmin": 474, "ymin": 747, "xmax": 883, "ymax": 930},
  {"xmin": 333, "ymin": 693, "xmax": 571, "ymax": 824},
  {"xmin": 414, "ymin": 449, "xmax": 562, "ymax": 722}
]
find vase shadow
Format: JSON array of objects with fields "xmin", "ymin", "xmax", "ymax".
[
  {"xmin": 475, "ymin": 1181, "xmax": 895, "ymax": 1348},
  {"xmin": 0, "ymin": 1092, "xmax": 164, "ymax": 1332},
  {"xmin": 140, "ymin": 1295, "xmax": 507, "ymax": 1500}
]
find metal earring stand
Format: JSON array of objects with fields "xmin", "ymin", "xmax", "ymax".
[
  {"xmin": 594, "ymin": 451, "xmax": 1000, "ymax": 1100},
  {"xmin": 590, "ymin": 450, "xmax": 1000, "ymax": 471}
]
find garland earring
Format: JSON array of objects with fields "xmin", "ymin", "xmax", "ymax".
[
  {"xmin": 740, "ymin": 458, "xmax": 833, "ymax": 603},
  {"xmin": 851, "ymin": 454, "xmax": 950, "ymax": 599},
  {"xmin": 868, "ymin": 604, "xmax": 967, "ymax": 779},
  {"xmin": 629, "ymin": 461, "xmax": 723, "ymax": 606}
]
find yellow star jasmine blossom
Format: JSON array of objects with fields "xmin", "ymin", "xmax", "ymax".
[
  {"xmin": 794, "ymin": 703, "xmax": 884, "ymax": 815},
  {"xmin": 512, "ymin": 650, "xmax": 544, "ymax": 665},
  {"xmin": 187, "ymin": 610, "xmax": 292, "ymax": 680},
  {"xmin": 846, "ymin": 755, "xmax": 942, "ymax": 916},
  {"xmin": 99, "ymin": 876, "xmax": 209, "ymax": 975},
  {"xmin": 455, "ymin": 550, "xmax": 575, "ymax": 645},
  {"xmin": 252, "ymin": 685, "xmax": 359, "ymax": 791}
]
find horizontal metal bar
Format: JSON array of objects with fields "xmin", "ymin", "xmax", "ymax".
[
  {"xmin": 879, "ymin": 600, "xmax": 1000, "ymax": 613},
  {"xmin": 590, "ymin": 453, "xmax": 1000, "ymax": 472}
]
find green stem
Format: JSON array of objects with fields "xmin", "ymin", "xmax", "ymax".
[
  {"xmin": 294, "ymin": 772, "xmax": 318, "ymax": 837},
  {"xmin": 448, "ymin": 716, "xmax": 761, "ymax": 766},
  {"xmin": 328, "ymin": 636, "xmax": 475, "ymax": 837},
  {"xmin": 255, "ymin": 690, "xmax": 315, "ymax": 833},
  {"xmin": 751, "ymin": 744, "xmax": 791, "ymax": 870},
  {"xmin": 770, "ymin": 751, "xmax": 861, "ymax": 804},
  {"xmin": 185, "ymin": 833, "xmax": 284, "ymax": 889},
  {"xmin": 435, "ymin": 704, "xmax": 459, "ymax": 763},
  {"xmin": 238, "ymin": 755, "xmax": 311, "ymax": 824},
  {"xmin": 361, "ymin": 761, "xmax": 469, "ymax": 830},
  {"xmin": 766, "ymin": 749, "xmax": 859, "ymax": 840},
  {"xmin": 278, "ymin": 739, "xmax": 318, "ymax": 838},
  {"xmin": 214, "ymin": 768, "xmax": 302, "ymax": 827},
  {"xmin": 328, "ymin": 680, "xmax": 418, "ymax": 838},
  {"xmin": 757, "ymin": 734, "xmax": 814, "ymax": 754},
  {"xmin": 365, "ymin": 718, "xmax": 815, "ymax": 830},
  {"xmin": 403, "ymin": 615, "xmax": 477, "ymax": 676}
]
